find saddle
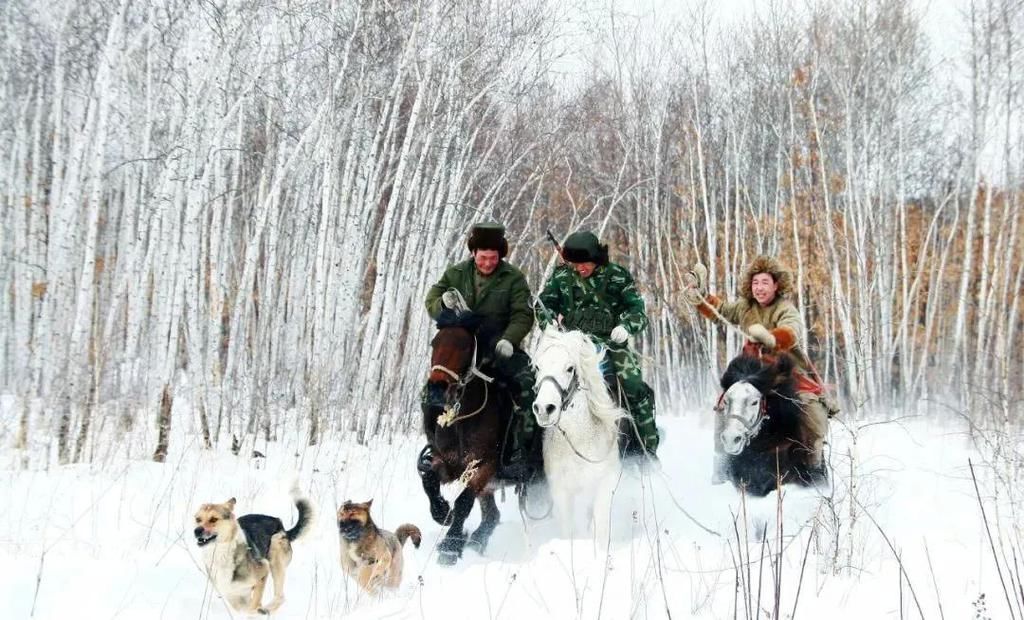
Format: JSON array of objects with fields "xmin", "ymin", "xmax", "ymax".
[{"xmin": 741, "ymin": 342, "xmax": 825, "ymax": 395}]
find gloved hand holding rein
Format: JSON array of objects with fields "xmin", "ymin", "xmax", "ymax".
[
  {"xmin": 610, "ymin": 325, "xmax": 629, "ymax": 344},
  {"xmin": 683, "ymin": 263, "xmax": 708, "ymax": 306},
  {"xmin": 494, "ymin": 339, "xmax": 513, "ymax": 359},
  {"xmin": 746, "ymin": 323, "xmax": 776, "ymax": 349}
]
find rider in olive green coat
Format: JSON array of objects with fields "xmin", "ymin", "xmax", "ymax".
[{"xmin": 420, "ymin": 223, "xmax": 541, "ymax": 480}]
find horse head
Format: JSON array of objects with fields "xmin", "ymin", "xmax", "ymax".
[
  {"xmin": 428, "ymin": 311, "xmax": 479, "ymax": 382},
  {"xmin": 425, "ymin": 310, "xmax": 495, "ymax": 409},
  {"xmin": 718, "ymin": 352, "xmax": 796, "ymax": 455},
  {"xmin": 532, "ymin": 326, "xmax": 620, "ymax": 431}
]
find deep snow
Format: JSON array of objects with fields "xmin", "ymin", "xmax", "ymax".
[{"xmin": 0, "ymin": 403, "xmax": 1007, "ymax": 619}]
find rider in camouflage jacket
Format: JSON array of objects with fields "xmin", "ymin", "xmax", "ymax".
[{"xmin": 538, "ymin": 231, "xmax": 659, "ymax": 457}]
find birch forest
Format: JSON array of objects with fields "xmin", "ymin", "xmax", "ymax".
[{"xmin": 1, "ymin": 0, "xmax": 1022, "ymax": 465}]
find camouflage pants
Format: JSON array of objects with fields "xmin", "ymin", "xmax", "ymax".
[
  {"xmin": 497, "ymin": 349, "xmax": 539, "ymax": 460},
  {"xmin": 420, "ymin": 349, "xmax": 537, "ymax": 461},
  {"xmin": 604, "ymin": 343, "xmax": 658, "ymax": 455}
]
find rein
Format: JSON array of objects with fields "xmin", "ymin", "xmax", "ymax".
[
  {"xmin": 437, "ymin": 381, "xmax": 489, "ymax": 428},
  {"xmin": 430, "ymin": 335, "xmax": 494, "ymax": 386},
  {"xmin": 430, "ymin": 335, "xmax": 494, "ymax": 428},
  {"xmin": 535, "ymin": 364, "xmax": 617, "ymax": 465},
  {"xmin": 534, "ymin": 372, "xmax": 580, "ymax": 427},
  {"xmin": 714, "ymin": 388, "xmax": 770, "ymax": 450}
]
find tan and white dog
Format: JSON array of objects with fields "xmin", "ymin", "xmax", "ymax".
[
  {"xmin": 193, "ymin": 490, "xmax": 313, "ymax": 615},
  {"xmin": 337, "ymin": 499, "xmax": 421, "ymax": 594}
]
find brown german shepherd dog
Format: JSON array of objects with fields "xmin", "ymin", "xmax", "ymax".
[{"xmin": 337, "ymin": 500, "xmax": 421, "ymax": 594}]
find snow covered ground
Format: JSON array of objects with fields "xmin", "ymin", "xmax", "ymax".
[{"xmin": 0, "ymin": 404, "xmax": 1008, "ymax": 619}]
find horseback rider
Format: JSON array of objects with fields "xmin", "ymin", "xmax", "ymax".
[
  {"xmin": 684, "ymin": 255, "xmax": 834, "ymax": 483},
  {"xmin": 537, "ymin": 231, "xmax": 659, "ymax": 458},
  {"xmin": 419, "ymin": 222, "xmax": 541, "ymax": 481}
]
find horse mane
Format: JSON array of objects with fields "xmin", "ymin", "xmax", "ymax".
[
  {"xmin": 436, "ymin": 309, "xmax": 484, "ymax": 331},
  {"xmin": 435, "ymin": 310, "xmax": 500, "ymax": 355},
  {"xmin": 721, "ymin": 352, "xmax": 803, "ymax": 435},
  {"xmin": 535, "ymin": 328, "xmax": 625, "ymax": 429}
]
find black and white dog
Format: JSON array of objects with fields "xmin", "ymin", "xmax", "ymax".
[{"xmin": 193, "ymin": 489, "xmax": 313, "ymax": 615}]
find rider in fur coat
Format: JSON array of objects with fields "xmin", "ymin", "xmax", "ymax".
[{"xmin": 684, "ymin": 255, "xmax": 833, "ymax": 482}]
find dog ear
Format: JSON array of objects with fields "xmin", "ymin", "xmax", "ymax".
[
  {"xmin": 364, "ymin": 499, "xmax": 373, "ymax": 510},
  {"xmin": 226, "ymin": 498, "xmax": 236, "ymax": 511}
]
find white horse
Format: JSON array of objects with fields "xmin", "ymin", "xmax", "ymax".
[{"xmin": 531, "ymin": 326, "xmax": 625, "ymax": 546}]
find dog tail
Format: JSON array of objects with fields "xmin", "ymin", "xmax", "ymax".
[
  {"xmin": 395, "ymin": 524, "xmax": 422, "ymax": 549},
  {"xmin": 286, "ymin": 488, "xmax": 315, "ymax": 542}
]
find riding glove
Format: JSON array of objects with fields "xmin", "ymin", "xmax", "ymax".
[
  {"xmin": 684, "ymin": 263, "xmax": 708, "ymax": 295},
  {"xmin": 441, "ymin": 290, "xmax": 461, "ymax": 310},
  {"xmin": 494, "ymin": 339, "xmax": 513, "ymax": 358},
  {"xmin": 747, "ymin": 323, "xmax": 777, "ymax": 349},
  {"xmin": 610, "ymin": 325, "xmax": 630, "ymax": 344}
]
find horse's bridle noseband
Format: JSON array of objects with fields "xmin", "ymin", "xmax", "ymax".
[
  {"xmin": 430, "ymin": 335, "xmax": 494, "ymax": 388},
  {"xmin": 715, "ymin": 387, "xmax": 769, "ymax": 451},
  {"xmin": 429, "ymin": 334, "xmax": 494, "ymax": 427},
  {"xmin": 534, "ymin": 368, "xmax": 580, "ymax": 428}
]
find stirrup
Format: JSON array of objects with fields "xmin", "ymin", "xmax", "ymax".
[
  {"xmin": 499, "ymin": 460, "xmax": 533, "ymax": 482},
  {"xmin": 417, "ymin": 445, "xmax": 434, "ymax": 476}
]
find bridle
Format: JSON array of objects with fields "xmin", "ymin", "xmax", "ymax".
[
  {"xmin": 429, "ymin": 334, "xmax": 494, "ymax": 427},
  {"xmin": 534, "ymin": 346, "xmax": 616, "ymax": 464},
  {"xmin": 715, "ymin": 384, "xmax": 770, "ymax": 451},
  {"xmin": 533, "ymin": 368, "xmax": 580, "ymax": 429},
  {"xmin": 430, "ymin": 333, "xmax": 494, "ymax": 386}
]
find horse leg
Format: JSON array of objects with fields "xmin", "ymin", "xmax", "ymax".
[
  {"xmin": 591, "ymin": 470, "xmax": 617, "ymax": 549},
  {"xmin": 797, "ymin": 392, "xmax": 829, "ymax": 469},
  {"xmin": 550, "ymin": 477, "xmax": 575, "ymax": 539},
  {"xmin": 467, "ymin": 491, "xmax": 500, "ymax": 554},
  {"xmin": 437, "ymin": 487, "xmax": 475, "ymax": 565},
  {"xmin": 420, "ymin": 466, "xmax": 451, "ymax": 526}
]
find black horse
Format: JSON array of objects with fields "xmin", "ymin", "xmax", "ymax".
[
  {"xmin": 418, "ymin": 311, "xmax": 520, "ymax": 565},
  {"xmin": 716, "ymin": 352, "xmax": 828, "ymax": 497}
]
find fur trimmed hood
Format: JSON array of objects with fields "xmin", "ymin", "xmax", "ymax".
[{"xmin": 738, "ymin": 255, "xmax": 793, "ymax": 302}]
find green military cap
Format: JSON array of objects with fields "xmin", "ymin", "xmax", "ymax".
[{"xmin": 562, "ymin": 231, "xmax": 608, "ymax": 265}]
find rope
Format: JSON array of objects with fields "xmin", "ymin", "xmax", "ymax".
[
  {"xmin": 437, "ymin": 381, "xmax": 489, "ymax": 428},
  {"xmin": 554, "ymin": 422, "xmax": 620, "ymax": 464},
  {"xmin": 693, "ymin": 293, "xmax": 830, "ymax": 391}
]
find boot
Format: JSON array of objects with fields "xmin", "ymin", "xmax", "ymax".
[
  {"xmin": 499, "ymin": 421, "xmax": 542, "ymax": 482},
  {"xmin": 525, "ymin": 427, "xmax": 545, "ymax": 482},
  {"xmin": 499, "ymin": 451, "xmax": 534, "ymax": 481},
  {"xmin": 417, "ymin": 444, "xmax": 434, "ymax": 477}
]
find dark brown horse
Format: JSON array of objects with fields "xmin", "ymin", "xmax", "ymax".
[
  {"xmin": 717, "ymin": 352, "xmax": 828, "ymax": 497},
  {"xmin": 419, "ymin": 311, "xmax": 515, "ymax": 565}
]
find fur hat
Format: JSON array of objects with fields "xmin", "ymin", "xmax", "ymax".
[
  {"xmin": 738, "ymin": 255, "xmax": 793, "ymax": 302},
  {"xmin": 561, "ymin": 231, "xmax": 609, "ymax": 265},
  {"xmin": 467, "ymin": 222, "xmax": 508, "ymax": 258}
]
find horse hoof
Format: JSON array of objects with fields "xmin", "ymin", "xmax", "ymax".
[
  {"xmin": 438, "ymin": 535, "xmax": 465, "ymax": 563},
  {"xmin": 437, "ymin": 550, "xmax": 459, "ymax": 566},
  {"xmin": 430, "ymin": 500, "xmax": 452, "ymax": 525},
  {"xmin": 465, "ymin": 537, "xmax": 486, "ymax": 555}
]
